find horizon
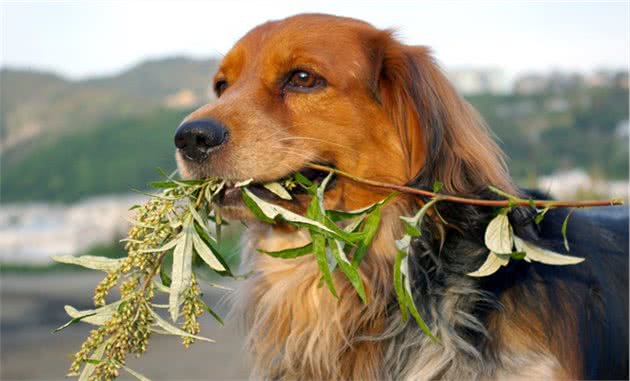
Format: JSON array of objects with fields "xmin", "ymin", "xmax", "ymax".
[
  {"xmin": 1, "ymin": 53, "xmax": 627, "ymax": 84},
  {"xmin": 2, "ymin": 1, "xmax": 629, "ymax": 80}
]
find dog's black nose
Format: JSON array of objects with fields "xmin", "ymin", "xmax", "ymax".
[{"xmin": 174, "ymin": 119, "xmax": 229, "ymax": 162}]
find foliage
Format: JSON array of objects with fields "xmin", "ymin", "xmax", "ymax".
[{"xmin": 53, "ymin": 166, "xmax": 601, "ymax": 380}]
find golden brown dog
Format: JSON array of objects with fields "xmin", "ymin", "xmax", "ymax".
[{"xmin": 175, "ymin": 13, "xmax": 629, "ymax": 380}]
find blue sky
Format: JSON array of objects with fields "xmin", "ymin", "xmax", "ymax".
[{"xmin": 1, "ymin": 1, "xmax": 628, "ymax": 79}]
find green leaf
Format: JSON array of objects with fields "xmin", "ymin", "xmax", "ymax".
[
  {"xmin": 150, "ymin": 309, "xmax": 214, "ymax": 342},
  {"xmin": 534, "ymin": 207, "xmax": 551, "ymax": 225},
  {"xmin": 467, "ymin": 252, "xmax": 509, "ymax": 277},
  {"xmin": 213, "ymin": 207, "xmax": 223, "ymax": 242},
  {"xmin": 78, "ymin": 339, "xmax": 109, "ymax": 381},
  {"xmin": 259, "ymin": 242, "xmax": 313, "ymax": 258},
  {"xmin": 191, "ymin": 225, "xmax": 226, "ymax": 271},
  {"xmin": 149, "ymin": 181, "xmax": 178, "ymax": 189},
  {"xmin": 528, "ymin": 197, "xmax": 536, "ymax": 209},
  {"xmin": 54, "ymin": 312, "xmax": 97, "ymax": 332},
  {"xmin": 393, "ymin": 250, "xmax": 408, "ymax": 322},
  {"xmin": 399, "ymin": 196, "xmax": 443, "ymax": 237},
  {"xmin": 432, "ymin": 180, "xmax": 443, "ymax": 193},
  {"xmin": 263, "ymin": 182, "xmax": 293, "ymax": 200},
  {"xmin": 188, "ymin": 203, "xmax": 212, "ymax": 238},
  {"xmin": 62, "ymin": 301, "xmax": 124, "ymax": 328},
  {"xmin": 510, "ymin": 251, "xmax": 527, "ymax": 260},
  {"xmin": 160, "ymin": 263, "xmax": 172, "ymax": 288},
  {"xmin": 403, "ymin": 221, "xmax": 421, "ymax": 237},
  {"xmin": 293, "ymin": 172, "xmax": 313, "ymax": 188},
  {"xmin": 169, "ymin": 217, "xmax": 194, "ymax": 321},
  {"xmin": 484, "ymin": 212, "xmax": 513, "ymax": 254},
  {"xmin": 326, "ymin": 193, "xmax": 397, "ymax": 221},
  {"xmin": 329, "ymin": 239, "xmax": 367, "ymax": 304},
  {"xmin": 240, "ymin": 188, "xmax": 277, "ymax": 224},
  {"xmin": 139, "ymin": 237, "xmax": 180, "ymax": 253},
  {"xmin": 400, "ymin": 254, "xmax": 437, "ymax": 342},
  {"xmin": 200, "ymin": 299, "xmax": 224, "ymax": 325},
  {"xmin": 119, "ymin": 364, "xmax": 152, "ymax": 381},
  {"xmin": 514, "ymin": 236, "xmax": 584, "ymax": 265},
  {"xmin": 351, "ymin": 207, "xmax": 382, "ymax": 267},
  {"xmin": 193, "ymin": 223, "xmax": 233, "ymax": 276},
  {"xmin": 312, "ymin": 231, "xmax": 337, "ymax": 298},
  {"xmin": 51, "ymin": 255, "xmax": 123, "ymax": 272},
  {"xmin": 561, "ymin": 209, "xmax": 575, "ymax": 252},
  {"xmin": 234, "ymin": 178, "xmax": 254, "ymax": 188},
  {"xmin": 241, "ymin": 188, "xmax": 343, "ymax": 239}
]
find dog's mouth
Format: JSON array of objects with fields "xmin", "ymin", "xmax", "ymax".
[{"xmin": 216, "ymin": 163, "xmax": 337, "ymax": 206}]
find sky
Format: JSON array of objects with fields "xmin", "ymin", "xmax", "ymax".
[{"xmin": 1, "ymin": 1, "xmax": 629, "ymax": 80}]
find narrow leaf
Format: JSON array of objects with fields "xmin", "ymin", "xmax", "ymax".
[
  {"xmin": 312, "ymin": 231, "xmax": 337, "ymax": 298},
  {"xmin": 234, "ymin": 178, "xmax": 253, "ymax": 187},
  {"xmin": 259, "ymin": 242, "xmax": 313, "ymax": 258},
  {"xmin": 351, "ymin": 207, "xmax": 382, "ymax": 266},
  {"xmin": 51, "ymin": 255, "xmax": 122, "ymax": 272},
  {"xmin": 169, "ymin": 218, "xmax": 194, "ymax": 321},
  {"xmin": 393, "ymin": 250, "xmax": 408, "ymax": 322},
  {"xmin": 62, "ymin": 301, "xmax": 123, "ymax": 327},
  {"xmin": 191, "ymin": 227, "xmax": 226, "ymax": 271},
  {"xmin": 78, "ymin": 339, "xmax": 109, "ymax": 381},
  {"xmin": 139, "ymin": 237, "xmax": 180, "ymax": 253},
  {"xmin": 119, "ymin": 364, "xmax": 152, "ymax": 381},
  {"xmin": 54, "ymin": 312, "xmax": 97, "ymax": 332},
  {"xmin": 200, "ymin": 299, "xmax": 224, "ymax": 325},
  {"xmin": 561, "ymin": 209, "xmax": 575, "ymax": 252},
  {"xmin": 514, "ymin": 236, "xmax": 584, "ymax": 265},
  {"xmin": 150, "ymin": 309, "xmax": 214, "ymax": 342},
  {"xmin": 241, "ymin": 188, "xmax": 340, "ymax": 237},
  {"xmin": 263, "ymin": 182, "xmax": 293, "ymax": 200},
  {"xmin": 467, "ymin": 252, "xmax": 509, "ymax": 277},
  {"xmin": 330, "ymin": 239, "xmax": 367, "ymax": 304}
]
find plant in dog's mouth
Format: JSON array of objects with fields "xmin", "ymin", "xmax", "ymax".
[{"xmin": 53, "ymin": 165, "xmax": 624, "ymax": 380}]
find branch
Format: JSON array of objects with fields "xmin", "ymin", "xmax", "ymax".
[{"xmin": 306, "ymin": 163, "xmax": 624, "ymax": 208}]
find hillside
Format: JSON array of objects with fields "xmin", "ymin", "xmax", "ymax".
[
  {"xmin": 0, "ymin": 59, "xmax": 627, "ymax": 203},
  {"xmin": 0, "ymin": 56, "xmax": 219, "ymax": 151}
]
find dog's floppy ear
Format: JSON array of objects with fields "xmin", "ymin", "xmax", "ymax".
[{"xmin": 371, "ymin": 31, "xmax": 515, "ymax": 195}]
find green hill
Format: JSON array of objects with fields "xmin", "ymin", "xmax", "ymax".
[{"xmin": 1, "ymin": 107, "xmax": 190, "ymax": 202}]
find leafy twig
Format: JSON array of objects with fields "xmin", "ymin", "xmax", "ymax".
[{"xmin": 306, "ymin": 163, "xmax": 624, "ymax": 208}]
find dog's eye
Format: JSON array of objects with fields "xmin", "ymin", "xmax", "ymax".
[
  {"xmin": 285, "ymin": 70, "xmax": 325, "ymax": 92},
  {"xmin": 214, "ymin": 80, "xmax": 228, "ymax": 97}
]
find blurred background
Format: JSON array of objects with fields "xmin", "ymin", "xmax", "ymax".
[{"xmin": 1, "ymin": 1, "xmax": 628, "ymax": 380}]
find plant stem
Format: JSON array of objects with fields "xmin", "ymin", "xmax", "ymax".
[{"xmin": 306, "ymin": 163, "xmax": 624, "ymax": 208}]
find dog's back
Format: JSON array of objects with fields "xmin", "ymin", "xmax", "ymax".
[
  {"xmin": 540, "ymin": 207, "xmax": 628, "ymax": 379},
  {"xmin": 493, "ymin": 205, "xmax": 629, "ymax": 379}
]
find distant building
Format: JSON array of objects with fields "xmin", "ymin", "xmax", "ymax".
[
  {"xmin": 446, "ymin": 68, "xmax": 511, "ymax": 95},
  {"xmin": 0, "ymin": 194, "xmax": 145, "ymax": 264},
  {"xmin": 538, "ymin": 168, "xmax": 629, "ymax": 200},
  {"xmin": 513, "ymin": 74, "xmax": 549, "ymax": 95}
]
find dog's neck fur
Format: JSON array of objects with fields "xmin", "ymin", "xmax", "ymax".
[
  {"xmin": 232, "ymin": 197, "xmax": 564, "ymax": 380},
  {"xmin": 232, "ymin": 198, "xmax": 414, "ymax": 380}
]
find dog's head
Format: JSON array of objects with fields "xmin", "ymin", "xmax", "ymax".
[{"xmin": 175, "ymin": 14, "xmax": 514, "ymax": 220}]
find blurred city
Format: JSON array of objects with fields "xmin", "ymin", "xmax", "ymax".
[{"xmin": 1, "ymin": 2, "xmax": 628, "ymax": 380}]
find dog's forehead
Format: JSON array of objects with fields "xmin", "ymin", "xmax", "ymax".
[{"xmin": 222, "ymin": 14, "xmax": 375, "ymax": 76}]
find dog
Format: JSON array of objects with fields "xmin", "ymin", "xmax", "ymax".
[{"xmin": 174, "ymin": 14, "xmax": 629, "ymax": 380}]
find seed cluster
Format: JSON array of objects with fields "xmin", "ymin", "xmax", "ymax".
[
  {"xmin": 181, "ymin": 276, "xmax": 204, "ymax": 347},
  {"xmin": 68, "ymin": 177, "xmax": 225, "ymax": 380}
]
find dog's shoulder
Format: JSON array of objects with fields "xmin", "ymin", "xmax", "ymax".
[{"xmin": 507, "ymin": 198, "xmax": 629, "ymax": 379}]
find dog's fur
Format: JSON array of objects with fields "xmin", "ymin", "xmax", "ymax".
[{"xmin": 176, "ymin": 14, "xmax": 629, "ymax": 380}]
